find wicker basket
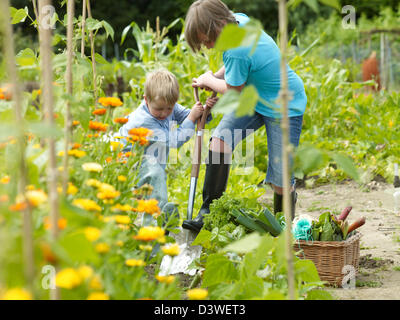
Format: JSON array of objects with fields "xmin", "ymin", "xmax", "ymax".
[{"xmin": 294, "ymin": 232, "xmax": 362, "ymax": 286}]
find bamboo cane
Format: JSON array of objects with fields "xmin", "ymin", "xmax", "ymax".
[
  {"xmin": 38, "ymin": 0, "xmax": 60, "ymax": 300},
  {"xmin": 277, "ymin": 0, "xmax": 295, "ymax": 300},
  {"xmin": 86, "ymin": 0, "xmax": 98, "ymax": 103},
  {"xmin": 0, "ymin": 0, "xmax": 35, "ymax": 294},
  {"xmin": 81, "ymin": 0, "xmax": 87, "ymax": 58},
  {"xmin": 62, "ymin": 0, "xmax": 74, "ymax": 194}
]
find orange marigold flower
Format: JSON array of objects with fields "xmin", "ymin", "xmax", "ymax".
[
  {"xmin": 9, "ymin": 201, "xmax": 28, "ymax": 212},
  {"xmin": 98, "ymin": 97, "xmax": 123, "ymax": 107},
  {"xmin": 105, "ymin": 156, "xmax": 112, "ymax": 163},
  {"xmin": 92, "ymin": 108, "xmax": 107, "ymax": 116},
  {"xmin": 114, "ymin": 117, "xmax": 129, "ymax": 125},
  {"xmin": 44, "ymin": 217, "xmax": 67, "ymax": 230},
  {"xmin": 0, "ymin": 194, "xmax": 9, "ymax": 202},
  {"xmin": 136, "ymin": 199, "xmax": 160, "ymax": 217},
  {"xmin": 128, "ymin": 127, "xmax": 153, "ymax": 138},
  {"xmin": 71, "ymin": 143, "xmax": 82, "ymax": 149},
  {"xmin": 72, "ymin": 120, "xmax": 80, "ymax": 126},
  {"xmin": 89, "ymin": 121, "xmax": 108, "ymax": 132}
]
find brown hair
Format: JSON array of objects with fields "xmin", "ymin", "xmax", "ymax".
[
  {"xmin": 184, "ymin": 0, "xmax": 236, "ymax": 52},
  {"xmin": 144, "ymin": 69, "xmax": 179, "ymax": 106}
]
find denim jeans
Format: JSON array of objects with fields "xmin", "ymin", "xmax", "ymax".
[{"xmin": 211, "ymin": 112, "xmax": 303, "ymax": 187}]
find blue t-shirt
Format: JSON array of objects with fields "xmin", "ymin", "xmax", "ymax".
[{"xmin": 223, "ymin": 13, "xmax": 307, "ymax": 118}]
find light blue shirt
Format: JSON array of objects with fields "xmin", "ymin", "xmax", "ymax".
[
  {"xmin": 116, "ymin": 100, "xmax": 201, "ymax": 168},
  {"xmin": 223, "ymin": 13, "xmax": 307, "ymax": 118}
]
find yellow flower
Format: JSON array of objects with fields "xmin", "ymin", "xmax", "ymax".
[
  {"xmin": 116, "ymin": 240, "xmax": 124, "ymax": 247},
  {"xmin": 98, "ymin": 97, "xmax": 123, "ymax": 107},
  {"xmin": 97, "ymin": 190, "xmax": 121, "ymax": 201},
  {"xmin": 84, "ymin": 227, "xmax": 101, "ymax": 242},
  {"xmin": 73, "ymin": 198, "xmax": 102, "ymax": 212},
  {"xmin": 161, "ymin": 243, "xmax": 180, "ymax": 256},
  {"xmin": 139, "ymin": 244, "xmax": 153, "ymax": 251},
  {"xmin": 26, "ymin": 189, "xmax": 48, "ymax": 207},
  {"xmin": 155, "ymin": 274, "xmax": 175, "ymax": 284},
  {"xmin": 82, "ymin": 162, "xmax": 103, "ymax": 172},
  {"xmin": 57, "ymin": 151, "xmax": 65, "ymax": 157},
  {"xmin": 111, "ymin": 203, "xmax": 133, "ymax": 213},
  {"xmin": 117, "ymin": 175, "xmax": 127, "ymax": 182},
  {"xmin": 56, "ymin": 268, "xmax": 82, "ymax": 289},
  {"xmin": 114, "ymin": 215, "xmax": 131, "ymax": 225},
  {"xmin": 1, "ymin": 288, "xmax": 32, "ymax": 300},
  {"xmin": 77, "ymin": 265, "xmax": 94, "ymax": 280},
  {"xmin": 186, "ymin": 288, "xmax": 208, "ymax": 300},
  {"xmin": 68, "ymin": 149, "xmax": 87, "ymax": 158},
  {"xmin": 134, "ymin": 226, "xmax": 165, "ymax": 241},
  {"xmin": 136, "ymin": 199, "xmax": 161, "ymax": 217},
  {"xmin": 0, "ymin": 175, "xmax": 10, "ymax": 184},
  {"xmin": 110, "ymin": 141, "xmax": 123, "ymax": 151},
  {"xmin": 67, "ymin": 182, "xmax": 78, "ymax": 195},
  {"xmin": 89, "ymin": 275, "xmax": 103, "ymax": 290},
  {"xmin": 86, "ymin": 179, "xmax": 102, "ymax": 188},
  {"xmin": 87, "ymin": 292, "xmax": 109, "ymax": 300},
  {"xmin": 95, "ymin": 242, "xmax": 110, "ymax": 254},
  {"xmin": 125, "ymin": 259, "xmax": 146, "ymax": 267},
  {"xmin": 389, "ymin": 120, "xmax": 394, "ymax": 128}
]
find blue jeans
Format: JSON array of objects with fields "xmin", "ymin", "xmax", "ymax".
[{"xmin": 212, "ymin": 112, "xmax": 303, "ymax": 188}]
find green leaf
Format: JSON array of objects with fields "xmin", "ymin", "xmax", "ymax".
[
  {"xmin": 121, "ymin": 24, "xmax": 132, "ymax": 45},
  {"xmin": 330, "ymin": 153, "xmax": 360, "ymax": 181},
  {"xmin": 318, "ymin": 0, "xmax": 341, "ymax": 10},
  {"xmin": 11, "ymin": 8, "xmax": 28, "ymax": 24},
  {"xmin": 192, "ymin": 229, "xmax": 212, "ymax": 249},
  {"xmin": 295, "ymin": 259, "xmax": 320, "ymax": 282},
  {"xmin": 85, "ymin": 17, "xmax": 102, "ymax": 31},
  {"xmin": 212, "ymin": 89, "xmax": 239, "ymax": 114},
  {"xmin": 294, "ymin": 145, "xmax": 325, "ymax": 175},
  {"xmin": 16, "ymin": 48, "xmax": 36, "ymax": 66},
  {"xmin": 27, "ymin": 122, "xmax": 63, "ymax": 139},
  {"xmin": 54, "ymin": 231, "xmax": 100, "ymax": 265},
  {"xmin": 306, "ymin": 289, "xmax": 333, "ymax": 300},
  {"xmin": 215, "ymin": 24, "xmax": 246, "ymax": 51},
  {"xmin": 235, "ymin": 85, "xmax": 258, "ymax": 117},
  {"xmin": 102, "ymin": 21, "xmax": 114, "ymax": 40},
  {"xmin": 222, "ymin": 232, "xmax": 263, "ymax": 254},
  {"xmin": 202, "ymin": 253, "xmax": 238, "ymax": 287},
  {"xmin": 94, "ymin": 53, "xmax": 108, "ymax": 64}
]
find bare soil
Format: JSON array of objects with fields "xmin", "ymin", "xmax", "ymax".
[{"xmin": 261, "ymin": 180, "xmax": 400, "ymax": 300}]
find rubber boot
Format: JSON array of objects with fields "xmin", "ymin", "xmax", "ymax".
[
  {"xmin": 182, "ymin": 151, "xmax": 231, "ymax": 233},
  {"xmin": 273, "ymin": 190, "xmax": 297, "ymax": 221}
]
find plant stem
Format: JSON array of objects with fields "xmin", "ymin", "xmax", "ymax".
[
  {"xmin": 86, "ymin": 0, "xmax": 98, "ymax": 103},
  {"xmin": 277, "ymin": 0, "xmax": 295, "ymax": 300},
  {"xmin": 63, "ymin": 0, "xmax": 74, "ymax": 194},
  {"xmin": 0, "ymin": 0, "xmax": 35, "ymax": 295},
  {"xmin": 38, "ymin": 0, "xmax": 60, "ymax": 300}
]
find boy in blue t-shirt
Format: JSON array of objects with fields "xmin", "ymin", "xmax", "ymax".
[{"xmin": 182, "ymin": 0, "xmax": 307, "ymax": 232}]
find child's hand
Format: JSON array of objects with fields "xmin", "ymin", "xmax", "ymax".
[
  {"xmin": 205, "ymin": 96, "xmax": 218, "ymax": 108},
  {"xmin": 192, "ymin": 71, "xmax": 214, "ymax": 91},
  {"xmin": 187, "ymin": 101, "xmax": 204, "ymax": 123}
]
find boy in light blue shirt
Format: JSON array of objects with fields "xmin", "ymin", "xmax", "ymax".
[{"xmin": 115, "ymin": 69, "xmax": 216, "ymax": 224}]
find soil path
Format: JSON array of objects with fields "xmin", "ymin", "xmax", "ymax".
[{"xmin": 261, "ymin": 180, "xmax": 400, "ymax": 300}]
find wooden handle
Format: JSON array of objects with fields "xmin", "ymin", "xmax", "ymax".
[{"xmin": 190, "ymin": 87, "xmax": 216, "ymax": 178}]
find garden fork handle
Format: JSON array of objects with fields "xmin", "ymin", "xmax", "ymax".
[{"xmin": 191, "ymin": 87, "xmax": 216, "ymax": 179}]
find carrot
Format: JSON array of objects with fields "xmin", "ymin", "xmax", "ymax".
[
  {"xmin": 347, "ymin": 217, "xmax": 366, "ymax": 233},
  {"xmin": 338, "ymin": 206, "xmax": 352, "ymax": 221}
]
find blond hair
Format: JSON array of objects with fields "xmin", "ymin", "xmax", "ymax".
[
  {"xmin": 185, "ymin": 0, "xmax": 236, "ymax": 52},
  {"xmin": 144, "ymin": 69, "xmax": 179, "ymax": 106}
]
